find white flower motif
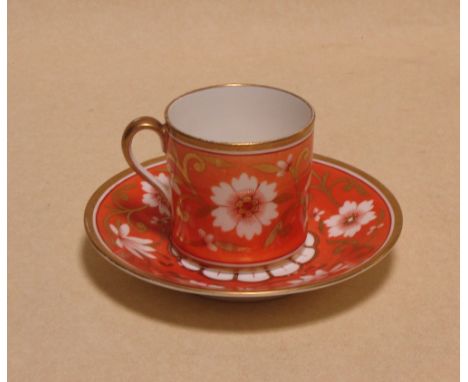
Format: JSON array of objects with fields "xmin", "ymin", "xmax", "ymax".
[
  {"xmin": 276, "ymin": 154, "xmax": 293, "ymax": 177},
  {"xmin": 324, "ymin": 200, "xmax": 376, "ymax": 238},
  {"xmin": 234, "ymin": 286, "xmax": 256, "ymax": 291},
  {"xmin": 312, "ymin": 207, "xmax": 325, "ymax": 222},
  {"xmin": 330, "ymin": 262, "xmax": 354, "ymax": 273},
  {"xmin": 311, "ymin": 269, "xmax": 328, "ymax": 280},
  {"xmin": 367, "ymin": 223, "xmax": 384, "ymax": 235},
  {"xmin": 141, "ymin": 173, "xmax": 171, "ymax": 216},
  {"xmin": 110, "ymin": 223, "xmax": 156, "ymax": 259},
  {"xmin": 172, "ymin": 180, "xmax": 181, "ymax": 195},
  {"xmin": 150, "ymin": 215, "xmax": 170, "ymax": 226},
  {"xmin": 288, "ymin": 269, "xmax": 328, "ymax": 286},
  {"xmin": 198, "ymin": 228, "xmax": 218, "ymax": 252},
  {"xmin": 288, "ymin": 275, "xmax": 314, "ymax": 286},
  {"xmin": 188, "ymin": 280, "xmax": 225, "ymax": 289},
  {"xmin": 166, "ymin": 163, "xmax": 181, "ymax": 195},
  {"xmin": 210, "ymin": 173, "xmax": 278, "ymax": 240}
]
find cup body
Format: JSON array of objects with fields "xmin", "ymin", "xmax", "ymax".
[{"xmin": 167, "ymin": 133, "xmax": 313, "ymax": 266}]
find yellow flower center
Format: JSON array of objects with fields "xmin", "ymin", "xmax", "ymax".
[
  {"xmin": 345, "ymin": 214, "xmax": 357, "ymax": 225},
  {"xmin": 235, "ymin": 194, "xmax": 260, "ymax": 218}
]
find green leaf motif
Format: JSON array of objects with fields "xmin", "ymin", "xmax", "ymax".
[
  {"xmin": 216, "ymin": 242, "xmax": 248, "ymax": 252},
  {"xmin": 343, "ymin": 180, "xmax": 366, "ymax": 194},
  {"xmin": 353, "ymin": 182, "xmax": 367, "ymax": 195},
  {"xmin": 264, "ymin": 222, "xmax": 282, "ymax": 247},
  {"xmin": 135, "ymin": 221, "xmax": 147, "ymax": 232},
  {"xmin": 252, "ymin": 163, "xmax": 279, "ymax": 173},
  {"xmin": 264, "ymin": 230, "xmax": 278, "ymax": 248},
  {"xmin": 332, "ymin": 178, "xmax": 367, "ymax": 195},
  {"xmin": 290, "ymin": 167, "xmax": 298, "ymax": 182},
  {"xmin": 274, "ymin": 193, "xmax": 293, "ymax": 203},
  {"xmin": 278, "ymin": 224, "xmax": 292, "ymax": 237},
  {"xmin": 318, "ymin": 220, "xmax": 324, "ymax": 232},
  {"xmin": 377, "ymin": 209, "xmax": 385, "ymax": 222},
  {"xmin": 333, "ymin": 245, "xmax": 345, "ymax": 255},
  {"xmin": 195, "ymin": 205, "xmax": 215, "ymax": 218},
  {"xmin": 203, "ymin": 156, "xmax": 233, "ymax": 168}
]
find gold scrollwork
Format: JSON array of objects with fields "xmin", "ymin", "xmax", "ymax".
[
  {"xmin": 290, "ymin": 148, "xmax": 310, "ymax": 181},
  {"xmin": 167, "ymin": 152, "xmax": 206, "ymax": 187}
]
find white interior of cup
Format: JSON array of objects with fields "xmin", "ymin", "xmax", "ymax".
[{"xmin": 166, "ymin": 85, "xmax": 313, "ymax": 143}]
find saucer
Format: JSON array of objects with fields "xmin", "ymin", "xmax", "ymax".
[{"xmin": 84, "ymin": 154, "xmax": 402, "ymax": 301}]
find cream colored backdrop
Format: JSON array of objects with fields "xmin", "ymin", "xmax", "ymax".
[{"xmin": 9, "ymin": 1, "xmax": 459, "ymax": 381}]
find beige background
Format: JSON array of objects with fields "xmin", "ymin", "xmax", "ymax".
[{"xmin": 8, "ymin": 1, "xmax": 459, "ymax": 381}]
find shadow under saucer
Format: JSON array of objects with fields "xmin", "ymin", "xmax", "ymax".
[{"xmin": 81, "ymin": 237, "xmax": 396, "ymax": 332}]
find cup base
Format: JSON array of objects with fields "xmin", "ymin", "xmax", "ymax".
[{"xmin": 169, "ymin": 236, "xmax": 313, "ymax": 269}]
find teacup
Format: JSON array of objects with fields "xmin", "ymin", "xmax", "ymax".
[{"xmin": 122, "ymin": 84, "xmax": 315, "ymax": 267}]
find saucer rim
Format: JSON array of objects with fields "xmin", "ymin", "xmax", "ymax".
[{"xmin": 84, "ymin": 154, "xmax": 403, "ymax": 299}]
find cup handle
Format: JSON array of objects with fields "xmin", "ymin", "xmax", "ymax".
[{"xmin": 122, "ymin": 116, "xmax": 172, "ymax": 207}]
